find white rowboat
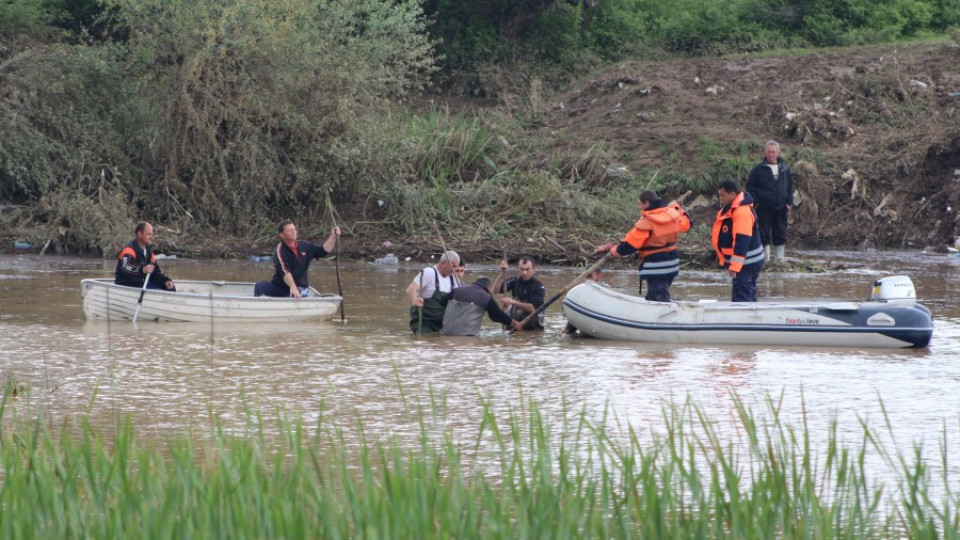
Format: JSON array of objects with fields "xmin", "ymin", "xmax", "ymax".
[
  {"xmin": 81, "ymin": 279, "xmax": 341, "ymax": 322},
  {"xmin": 562, "ymin": 276, "xmax": 933, "ymax": 348}
]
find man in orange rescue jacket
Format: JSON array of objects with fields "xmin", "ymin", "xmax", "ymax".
[
  {"xmin": 598, "ymin": 190, "xmax": 691, "ymax": 302},
  {"xmin": 115, "ymin": 221, "xmax": 176, "ymax": 291},
  {"xmin": 712, "ymin": 180, "xmax": 765, "ymax": 302}
]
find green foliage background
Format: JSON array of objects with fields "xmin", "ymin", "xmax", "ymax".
[{"xmin": 0, "ymin": 0, "xmax": 957, "ymax": 254}]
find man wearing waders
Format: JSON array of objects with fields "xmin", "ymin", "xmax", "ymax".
[{"xmin": 406, "ymin": 251, "xmax": 460, "ymax": 333}]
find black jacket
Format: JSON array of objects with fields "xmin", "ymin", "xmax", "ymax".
[
  {"xmin": 746, "ymin": 158, "xmax": 793, "ymax": 210},
  {"xmin": 269, "ymin": 240, "xmax": 329, "ymax": 292},
  {"xmin": 115, "ymin": 239, "xmax": 172, "ymax": 288}
]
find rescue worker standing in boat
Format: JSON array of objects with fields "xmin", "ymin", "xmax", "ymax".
[
  {"xmin": 115, "ymin": 221, "xmax": 176, "ymax": 291},
  {"xmin": 712, "ymin": 180, "xmax": 765, "ymax": 302},
  {"xmin": 440, "ymin": 277, "xmax": 523, "ymax": 335},
  {"xmin": 597, "ymin": 191, "xmax": 691, "ymax": 302}
]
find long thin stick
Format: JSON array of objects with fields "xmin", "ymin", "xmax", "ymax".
[
  {"xmin": 326, "ymin": 196, "xmax": 345, "ymax": 323},
  {"xmin": 432, "ymin": 221, "xmax": 450, "ymax": 263},
  {"xmin": 515, "ymin": 253, "xmax": 612, "ymax": 330}
]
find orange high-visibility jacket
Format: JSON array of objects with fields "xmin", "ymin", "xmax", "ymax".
[
  {"xmin": 620, "ymin": 203, "xmax": 691, "ymax": 257},
  {"xmin": 711, "ymin": 191, "xmax": 764, "ymax": 273}
]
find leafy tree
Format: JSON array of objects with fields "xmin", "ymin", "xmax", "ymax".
[
  {"xmin": 0, "ymin": 0, "xmax": 52, "ymax": 30},
  {"xmin": 96, "ymin": 0, "xmax": 436, "ymax": 232}
]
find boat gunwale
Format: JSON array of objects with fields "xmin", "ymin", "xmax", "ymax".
[{"xmin": 81, "ymin": 278, "xmax": 341, "ymax": 302}]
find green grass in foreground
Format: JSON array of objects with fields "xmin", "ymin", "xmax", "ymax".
[{"xmin": 0, "ymin": 393, "xmax": 957, "ymax": 539}]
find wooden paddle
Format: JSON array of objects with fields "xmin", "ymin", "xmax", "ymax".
[
  {"xmin": 132, "ymin": 271, "xmax": 151, "ymax": 323},
  {"xmin": 514, "ymin": 253, "xmax": 612, "ymax": 331}
]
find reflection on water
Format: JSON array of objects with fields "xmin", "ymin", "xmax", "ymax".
[{"xmin": 1, "ymin": 250, "xmax": 959, "ymax": 489}]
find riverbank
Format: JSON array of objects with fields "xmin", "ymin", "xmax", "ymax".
[{"xmin": 2, "ymin": 40, "xmax": 958, "ymax": 261}]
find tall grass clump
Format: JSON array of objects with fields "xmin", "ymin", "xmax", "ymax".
[
  {"xmin": 0, "ymin": 0, "xmax": 436, "ymax": 252},
  {"xmin": 1, "ymin": 391, "xmax": 957, "ymax": 538}
]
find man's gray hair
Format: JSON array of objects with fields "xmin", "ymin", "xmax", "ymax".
[
  {"xmin": 765, "ymin": 140, "xmax": 781, "ymax": 152},
  {"xmin": 439, "ymin": 251, "xmax": 460, "ymax": 266}
]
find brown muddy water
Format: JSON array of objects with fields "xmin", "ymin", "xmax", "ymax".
[{"xmin": 1, "ymin": 250, "xmax": 959, "ymax": 486}]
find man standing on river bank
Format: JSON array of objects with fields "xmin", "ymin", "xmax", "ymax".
[{"xmin": 746, "ymin": 140, "xmax": 793, "ymax": 264}]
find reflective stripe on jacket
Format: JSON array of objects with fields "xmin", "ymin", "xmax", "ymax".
[
  {"xmin": 616, "ymin": 201, "xmax": 691, "ymax": 280},
  {"xmin": 115, "ymin": 240, "xmax": 168, "ymax": 288},
  {"xmin": 711, "ymin": 191, "xmax": 765, "ymax": 273}
]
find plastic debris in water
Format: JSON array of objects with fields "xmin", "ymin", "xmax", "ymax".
[{"xmin": 374, "ymin": 254, "xmax": 398, "ymax": 265}]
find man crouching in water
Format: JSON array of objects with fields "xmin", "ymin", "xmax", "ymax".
[{"xmin": 440, "ymin": 278, "xmax": 523, "ymax": 336}]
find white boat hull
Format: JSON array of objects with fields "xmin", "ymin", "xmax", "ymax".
[
  {"xmin": 81, "ymin": 279, "xmax": 341, "ymax": 322},
  {"xmin": 562, "ymin": 282, "xmax": 933, "ymax": 348}
]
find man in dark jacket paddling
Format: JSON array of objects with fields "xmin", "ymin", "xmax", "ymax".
[{"xmin": 115, "ymin": 221, "xmax": 176, "ymax": 291}]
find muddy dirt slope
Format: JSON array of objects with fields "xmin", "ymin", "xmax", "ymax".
[{"xmin": 532, "ymin": 41, "xmax": 960, "ymax": 249}]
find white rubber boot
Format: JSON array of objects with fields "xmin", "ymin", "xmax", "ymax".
[
  {"xmin": 763, "ymin": 245, "xmax": 771, "ymax": 262},
  {"xmin": 773, "ymin": 244, "xmax": 785, "ymax": 263}
]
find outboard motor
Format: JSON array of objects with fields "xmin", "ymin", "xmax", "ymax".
[{"xmin": 870, "ymin": 275, "xmax": 917, "ymax": 306}]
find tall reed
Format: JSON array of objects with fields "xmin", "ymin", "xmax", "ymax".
[{"xmin": 0, "ymin": 392, "xmax": 956, "ymax": 538}]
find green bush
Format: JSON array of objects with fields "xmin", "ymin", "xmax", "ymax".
[{"xmin": 0, "ymin": 0, "xmax": 51, "ymax": 30}]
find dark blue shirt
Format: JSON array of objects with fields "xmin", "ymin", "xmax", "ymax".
[{"xmin": 269, "ymin": 240, "xmax": 329, "ymax": 292}]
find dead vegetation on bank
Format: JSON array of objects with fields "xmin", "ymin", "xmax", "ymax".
[{"xmin": 3, "ymin": 34, "xmax": 960, "ymax": 262}]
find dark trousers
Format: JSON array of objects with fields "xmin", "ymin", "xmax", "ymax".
[
  {"xmin": 640, "ymin": 276, "xmax": 674, "ymax": 302},
  {"xmin": 731, "ymin": 264, "xmax": 761, "ymax": 302},
  {"xmin": 755, "ymin": 205, "xmax": 788, "ymax": 246},
  {"xmin": 254, "ymin": 281, "xmax": 289, "ymax": 297}
]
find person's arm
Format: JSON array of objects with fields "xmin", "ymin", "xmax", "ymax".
[
  {"xmin": 407, "ymin": 269, "xmax": 429, "ymax": 307},
  {"xmin": 502, "ymin": 297, "xmax": 534, "ymax": 315},
  {"xmin": 150, "ymin": 258, "xmax": 175, "ymax": 290},
  {"xmin": 321, "ymin": 226, "xmax": 340, "ymax": 254},
  {"xmin": 485, "ymin": 296, "xmax": 514, "ymax": 325},
  {"xmin": 406, "ymin": 281, "xmax": 423, "ymax": 307},
  {"xmin": 284, "ymin": 271, "xmax": 301, "ymax": 299},
  {"xmin": 783, "ymin": 162, "xmax": 794, "ymax": 208},
  {"xmin": 745, "ymin": 165, "xmax": 759, "ymax": 196},
  {"xmin": 491, "ymin": 259, "xmax": 508, "ymax": 294},
  {"xmin": 486, "ymin": 297, "xmax": 522, "ymax": 330},
  {"xmin": 727, "ymin": 206, "xmax": 756, "ymax": 275},
  {"xmin": 502, "ymin": 282, "xmax": 545, "ymax": 315}
]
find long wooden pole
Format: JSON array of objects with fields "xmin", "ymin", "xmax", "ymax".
[
  {"xmin": 432, "ymin": 221, "xmax": 451, "ymax": 264},
  {"xmin": 326, "ymin": 196, "xmax": 345, "ymax": 323}
]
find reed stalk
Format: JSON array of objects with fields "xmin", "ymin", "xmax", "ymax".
[{"xmin": 0, "ymin": 392, "xmax": 956, "ymax": 538}]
